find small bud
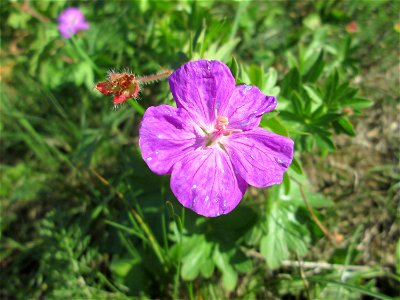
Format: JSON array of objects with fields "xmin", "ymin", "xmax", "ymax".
[
  {"xmin": 96, "ymin": 71, "xmax": 140, "ymax": 105},
  {"xmin": 395, "ymin": 22, "xmax": 400, "ymax": 33},
  {"xmin": 342, "ymin": 107, "xmax": 353, "ymax": 115},
  {"xmin": 345, "ymin": 21, "xmax": 357, "ymax": 33},
  {"xmin": 96, "ymin": 69, "xmax": 172, "ymax": 107}
]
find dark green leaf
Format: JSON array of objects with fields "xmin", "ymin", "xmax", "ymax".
[
  {"xmin": 291, "ymin": 92, "xmax": 304, "ymax": 116},
  {"xmin": 290, "ymin": 157, "xmax": 303, "ymax": 175},
  {"xmin": 280, "ymin": 68, "xmax": 301, "ymax": 98},
  {"xmin": 335, "ymin": 117, "xmax": 356, "ymax": 136},
  {"xmin": 247, "ymin": 64, "xmax": 264, "ymax": 88},
  {"xmin": 304, "ymin": 51, "xmax": 325, "ymax": 83},
  {"xmin": 311, "ymin": 105, "xmax": 325, "ymax": 120},
  {"xmin": 279, "ymin": 111, "xmax": 303, "ymax": 122},
  {"xmin": 229, "ymin": 56, "xmax": 239, "ymax": 79},
  {"xmin": 283, "ymin": 172, "xmax": 291, "ymax": 195},
  {"xmin": 325, "ymin": 69, "xmax": 339, "ymax": 105},
  {"xmin": 342, "ymin": 97, "xmax": 374, "ymax": 110},
  {"xmin": 311, "ymin": 126, "xmax": 336, "ymax": 151},
  {"xmin": 262, "ymin": 116, "xmax": 289, "ymax": 136},
  {"xmin": 315, "ymin": 113, "xmax": 341, "ymax": 125},
  {"xmin": 304, "ymin": 85, "xmax": 324, "ymax": 105}
]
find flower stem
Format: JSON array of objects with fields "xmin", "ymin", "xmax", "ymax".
[
  {"xmin": 291, "ymin": 176, "xmax": 339, "ymax": 246},
  {"xmin": 137, "ymin": 70, "xmax": 172, "ymax": 83},
  {"xmin": 127, "ymin": 99, "xmax": 144, "ymax": 115}
]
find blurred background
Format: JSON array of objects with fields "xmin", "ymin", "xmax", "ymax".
[{"xmin": 1, "ymin": 0, "xmax": 399, "ymax": 299}]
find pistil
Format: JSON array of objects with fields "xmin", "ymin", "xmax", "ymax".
[{"xmin": 205, "ymin": 115, "xmax": 242, "ymax": 147}]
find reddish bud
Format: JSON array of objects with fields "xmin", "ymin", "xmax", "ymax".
[
  {"xmin": 342, "ymin": 107, "xmax": 353, "ymax": 115},
  {"xmin": 96, "ymin": 72, "xmax": 141, "ymax": 105},
  {"xmin": 113, "ymin": 81, "xmax": 141, "ymax": 105},
  {"xmin": 395, "ymin": 22, "xmax": 400, "ymax": 33},
  {"xmin": 345, "ymin": 21, "xmax": 357, "ymax": 33},
  {"xmin": 96, "ymin": 69, "xmax": 172, "ymax": 107},
  {"xmin": 96, "ymin": 82, "xmax": 113, "ymax": 95}
]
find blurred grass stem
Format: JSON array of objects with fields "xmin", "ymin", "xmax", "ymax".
[{"xmin": 91, "ymin": 169, "xmax": 166, "ymax": 266}]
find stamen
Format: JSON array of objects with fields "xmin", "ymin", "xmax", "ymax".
[
  {"xmin": 216, "ymin": 115, "xmax": 229, "ymax": 131},
  {"xmin": 204, "ymin": 115, "xmax": 242, "ymax": 147}
]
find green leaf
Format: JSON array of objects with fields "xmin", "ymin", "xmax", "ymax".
[
  {"xmin": 311, "ymin": 126, "xmax": 336, "ymax": 151},
  {"xmin": 260, "ymin": 235, "xmax": 286, "ymax": 270},
  {"xmin": 181, "ymin": 235, "xmax": 212, "ymax": 281},
  {"xmin": 261, "ymin": 116, "xmax": 289, "ymax": 136},
  {"xmin": 110, "ymin": 258, "xmax": 138, "ymax": 278},
  {"xmin": 260, "ymin": 230, "xmax": 289, "ymax": 270},
  {"xmin": 290, "ymin": 157, "xmax": 303, "ymax": 175},
  {"xmin": 280, "ymin": 68, "xmax": 301, "ymax": 98},
  {"xmin": 336, "ymin": 117, "xmax": 356, "ymax": 136},
  {"xmin": 229, "ymin": 56, "xmax": 239, "ymax": 79},
  {"xmin": 231, "ymin": 251, "xmax": 253, "ymax": 273},
  {"xmin": 264, "ymin": 68, "xmax": 278, "ymax": 91},
  {"xmin": 325, "ymin": 69, "xmax": 339, "ymax": 105},
  {"xmin": 285, "ymin": 221, "xmax": 309, "ymax": 256},
  {"xmin": 304, "ymin": 85, "xmax": 323, "ymax": 105},
  {"xmin": 291, "ymin": 92, "xmax": 304, "ymax": 116},
  {"xmin": 311, "ymin": 105, "xmax": 325, "ymax": 120},
  {"xmin": 283, "ymin": 172, "xmax": 291, "ymax": 195},
  {"xmin": 342, "ymin": 97, "xmax": 374, "ymax": 110},
  {"xmin": 247, "ymin": 64, "xmax": 264, "ymax": 88},
  {"xmin": 309, "ymin": 278, "xmax": 394, "ymax": 300},
  {"xmin": 279, "ymin": 111, "xmax": 303, "ymax": 122},
  {"xmin": 333, "ymin": 83, "xmax": 358, "ymax": 103},
  {"xmin": 315, "ymin": 113, "xmax": 341, "ymax": 125},
  {"xmin": 213, "ymin": 248, "xmax": 238, "ymax": 291},
  {"xmin": 200, "ymin": 257, "xmax": 215, "ymax": 279},
  {"xmin": 204, "ymin": 38, "xmax": 240, "ymax": 61},
  {"xmin": 304, "ymin": 51, "xmax": 325, "ymax": 83},
  {"xmin": 7, "ymin": 12, "xmax": 31, "ymax": 29}
]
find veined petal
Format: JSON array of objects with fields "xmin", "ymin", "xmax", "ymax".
[
  {"xmin": 170, "ymin": 147, "xmax": 247, "ymax": 217},
  {"xmin": 168, "ymin": 60, "xmax": 235, "ymax": 127},
  {"xmin": 139, "ymin": 105, "xmax": 205, "ymax": 175},
  {"xmin": 225, "ymin": 128, "xmax": 294, "ymax": 188},
  {"xmin": 220, "ymin": 85, "xmax": 277, "ymax": 131}
]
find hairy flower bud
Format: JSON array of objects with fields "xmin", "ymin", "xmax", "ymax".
[{"xmin": 96, "ymin": 69, "xmax": 171, "ymax": 107}]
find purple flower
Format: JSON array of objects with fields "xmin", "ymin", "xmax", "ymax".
[
  {"xmin": 57, "ymin": 7, "xmax": 89, "ymax": 39},
  {"xmin": 139, "ymin": 60, "xmax": 294, "ymax": 217}
]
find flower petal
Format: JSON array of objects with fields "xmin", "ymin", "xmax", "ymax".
[
  {"xmin": 168, "ymin": 60, "xmax": 235, "ymax": 127},
  {"xmin": 220, "ymin": 85, "xmax": 277, "ymax": 131},
  {"xmin": 139, "ymin": 105, "xmax": 205, "ymax": 175},
  {"xmin": 225, "ymin": 128, "xmax": 294, "ymax": 188},
  {"xmin": 58, "ymin": 24, "xmax": 74, "ymax": 38},
  {"xmin": 113, "ymin": 92, "xmax": 129, "ymax": 105},
  {"xmin": 96, "ymin": 82, "xmax": 113, "ymax": 95},
  {"xmin": 113, "ymin": 82, "xmax": 140, "ymax": 104},
  {"xmin": 76, "ymin": 21, "xmax": 89, "ymax": 31},
  {"xmin": 170, "ymin": 147, "xmax": 247, "ymax": 217}
]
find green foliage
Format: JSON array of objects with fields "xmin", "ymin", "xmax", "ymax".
[{"xmin": 1, "ymin": 0, "xmax": 398, "ymax": 299}]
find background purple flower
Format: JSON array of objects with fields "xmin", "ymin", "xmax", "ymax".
[
  {"xmin": 139, "ymin": 60, "xmax": 294, "ymax": 217},
  {"xmin": 57, "ymin": 7, "xmax": 89, "ymax": 39}
]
